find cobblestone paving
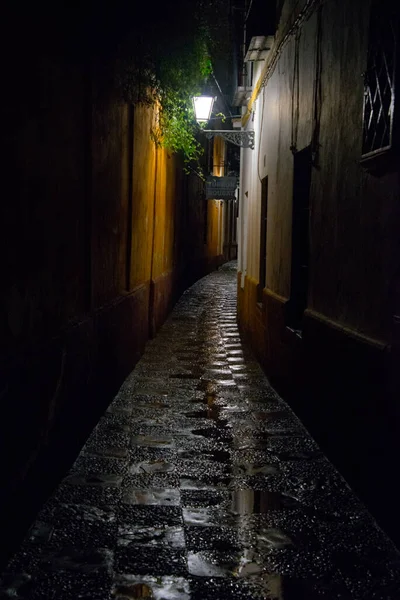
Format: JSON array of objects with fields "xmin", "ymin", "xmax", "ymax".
[{"xmin": 2, "ymin": 262, "xmax": 400, "ymax": 599}]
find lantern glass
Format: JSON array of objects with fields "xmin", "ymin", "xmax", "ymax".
[{"xmin": 192, "ymin": 96, "xmax": 215, "ymax": 123}]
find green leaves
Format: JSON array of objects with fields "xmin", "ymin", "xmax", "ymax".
[{"xmin": 115, "ymin": 0, "xmax": 229, "ymax": 166}]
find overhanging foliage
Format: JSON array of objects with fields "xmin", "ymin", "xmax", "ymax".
[{"xmin": 115, "ymin": 0, "xmax": 230, "ymax": 168}]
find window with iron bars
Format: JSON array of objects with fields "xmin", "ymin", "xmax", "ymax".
[
  {"xmin": 362, "ymin": 0, "xmax": 398, "ymax": 158},
  {"xmin": 362, "ymin": 2, "xmax": 398, "ymax": 161}
]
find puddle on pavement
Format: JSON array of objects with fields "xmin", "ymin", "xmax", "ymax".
[
  {"xmin": 122, "ymin": 488, "xmax": 180, "ymax": 506},
  {"xmin": 118, "ymin": 525, "xmax": 185, "ymax": 548},
  {"xmin": 130, "ymin": 460, "xmax": 175, "ymax": 474},
  {"xmin": 232, "ymin": 489, "xmax": 301, "ymax": 514},
  {"xmin": 185, "ymin": 392, "xmax": 231, "ymax": 429},
  {"xmin": 114, "ymin": 575, "xmax": 190, "ymax": 600}
]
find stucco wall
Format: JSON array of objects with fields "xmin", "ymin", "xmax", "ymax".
[
  {"xmin": 241, "ymin": 0, "xmax": 399, "ymax": 341},
  {"xmin": 0, "ymin": 56, "xmax": 224, "ymax": 566},
  {"xmin": 238, "ymin": 0, "xmax": 400, "ymax": 543}
]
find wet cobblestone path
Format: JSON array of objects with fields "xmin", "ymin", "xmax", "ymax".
[{"xmin": 2, "ymin": 263, "xmax": 400, "ymax": 599}]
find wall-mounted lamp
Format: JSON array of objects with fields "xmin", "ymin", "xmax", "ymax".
[
  {"xmin": 192, "ymin": 95, "xmax": 255, "ymax": 150},
  {"xmin": 192, "ymin": 96, "xmax": 216, "ymax": 123}
]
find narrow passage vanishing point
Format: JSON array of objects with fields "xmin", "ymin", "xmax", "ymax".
[{"xmin": 1, "ymin": 263, "xmax": 399, "ymax": 599}]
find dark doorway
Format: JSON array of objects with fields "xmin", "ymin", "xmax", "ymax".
[
  {"xmin": 288, "ymin": 146, "xmax": 312, "ymax": 330},
  {"xmin": 257, "ymin": 176, "xmax": 268, "ymax": 304}
]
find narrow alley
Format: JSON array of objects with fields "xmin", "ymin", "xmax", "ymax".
[{"xmin": 1, "ymin": 264, "xmax": 399, "ymax": 599}]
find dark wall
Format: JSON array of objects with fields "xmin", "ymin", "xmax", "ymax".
[
  {"xmin": 237, "ymin": 0, "xmax": 400, "ymax": 545},
  {"xmin": 0, "ymin": 22, "xmax": 219, "ymax": 567}
]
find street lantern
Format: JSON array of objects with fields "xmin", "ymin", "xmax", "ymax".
[
  {"xmin": 192, "ymin": 95, "xmax": 216, "ymax": 123},
  {"xmin": 192, "ymin": 94, "xmax": 255, "ymax": 150}
]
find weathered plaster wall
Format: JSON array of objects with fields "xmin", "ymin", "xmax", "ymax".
[
  {"xmin": 0, "ymin": 58, "xmax": 223, "ymax": 566},
  {"xmin": 309, "ymin": 0, "xmax": 399, "ymax": 340},
  {"xmin": 238, "ymin": 0, "xmax": 400, "ymax": 543}
]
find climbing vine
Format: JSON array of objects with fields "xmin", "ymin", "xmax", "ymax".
[{"xmin": 115, "ymin": 0, "xmax": 230, "ymax": 168}]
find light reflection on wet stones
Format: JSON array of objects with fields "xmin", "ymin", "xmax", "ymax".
[
  {"xmin": 188, "ymin": 552, "xmax": 235, "ymax": 577},
  {"xmin": 183, "ymin": 508, "xmax": 226, "ymax": 527},
  {"xmin": 118, "ymin": 525, "xmax": 185, "ymax": 548},
  {"xmin": 2, "ymin": 263, "xmax": 400, "ymax": 599},
  {"xmin": 122, "ymin": 488, "xmax": 180, "ymax": 506}
]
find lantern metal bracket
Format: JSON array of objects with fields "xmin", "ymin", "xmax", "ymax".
[{"xmin": 203, "ymin": 130, "xmax": 255, "ymax": 150}]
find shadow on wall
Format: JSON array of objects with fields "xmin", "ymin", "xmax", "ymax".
[{"xmin": 0, "ymin": 68, "xmax": 226, "ymax": 570}]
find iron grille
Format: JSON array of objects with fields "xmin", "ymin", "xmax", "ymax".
[{"xmin": 362, "ymin": 7, "xmax": 397, "ymax": 157}]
